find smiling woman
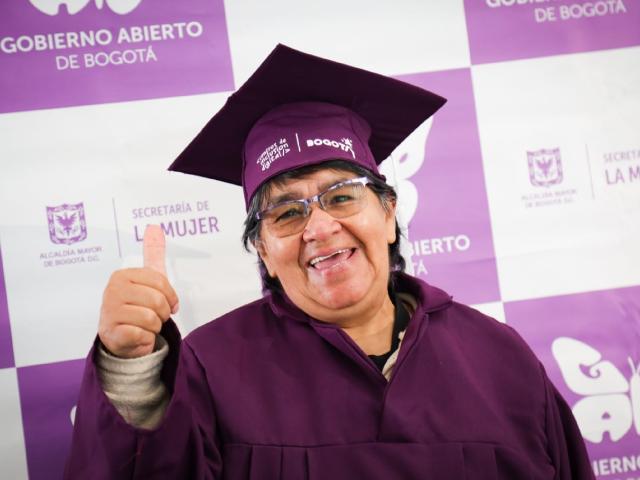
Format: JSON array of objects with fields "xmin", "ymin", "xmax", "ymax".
[
  {"xmin": 243, "ymin": 159, "xmax": 404, "ymax": 298},
  {"xmin": 65, "ymin": 45, "xmax": 594, "ymax": 479},
  {"xmin": 255, "ymin": 167, "xmax": 397, "ymax": 337}
]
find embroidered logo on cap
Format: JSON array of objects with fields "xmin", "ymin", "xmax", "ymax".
[
  {"xmin": 305, "ymin": 137, "xmax": 355, "ymax": 159},
  {"xmin": 257, "ymin": 138, "xmax": 290, "ymax": 171}
]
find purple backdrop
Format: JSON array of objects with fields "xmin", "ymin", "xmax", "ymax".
[
  {"xmin": 0, "ymin": 0, "xmax": 234, "ymax": 113},
  {"xmin": 504, "ymin": 286, "xmax": 640, "ymax": 469},
  {"xmin": 0, "ymin": 2, "xmax": 637, "ymax": 478},
  {"xmin": 396, "ymin": 68, "xmax": 500, "ymax": 305},
  {"xmin": 17, "ymin": 359, "xmax": 86, "ymax": 480},
  {"xmin": 464, "ymin": 0, "xmax": 640, "ymax": 64},
  {"xmin": 0, "ymin": 246, "xmax": 15, "ymax": 369}
]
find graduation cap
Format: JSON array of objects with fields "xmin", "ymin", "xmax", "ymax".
[{"xmin": 168, "ymin": 44, "xmax": 446, "ymax": 207}]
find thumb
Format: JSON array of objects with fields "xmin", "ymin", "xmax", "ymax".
[{"xmin": 143, "ymin": 224, "xmax": 166, "ymax": 276}]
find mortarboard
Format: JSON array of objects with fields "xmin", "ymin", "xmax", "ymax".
[{"xmin": 168, "ymin": 44, "xmax": 446, "ymax": 207}]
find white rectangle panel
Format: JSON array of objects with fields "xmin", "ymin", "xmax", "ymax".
[
  {"xmin": 0, "ymin": 93, "xmax": 263, "ymax": 366},
  {"xmin": 0, "ymin": 369, "xmax": 28, "ymax": 480},
  {"xmin": 224, "ymin": 0, "xmax": 471, "ymax": 84},
  {"xmin": 472, "ymin": 47, "xmax": 640, "ymax": 301}
]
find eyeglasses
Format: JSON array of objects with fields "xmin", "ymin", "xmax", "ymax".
[{"xmin": 256, "ymin": 176, "xmax": 372, "ymax": 237}]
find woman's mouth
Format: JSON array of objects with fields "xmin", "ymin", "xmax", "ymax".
[{"xmin": 309, "ymin": 248, "xmax": 355, "ymax": 271}]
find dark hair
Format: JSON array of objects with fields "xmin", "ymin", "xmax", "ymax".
[{"xmin": 242, "ymin": 160, "xmax": 406, "ymax": 293}]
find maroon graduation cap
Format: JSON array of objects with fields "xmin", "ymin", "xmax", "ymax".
[{"xmin": 168, "ymin": 44, "xmax": 446, "ymax": 207}]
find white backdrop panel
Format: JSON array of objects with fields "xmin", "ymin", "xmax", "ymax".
[
  {"xmin": 0, "ymin": 0, "xmax": 639, "ymax": 477},
  {"xmin": 0, "ymin": 93, "xmax": 263, "ymax": 367},
  {"xmin": 223, "ymin": 0, "xmax": 471, "ymax": 84},
  {"xmin": 473, "ymin": 46, "xmax": 640, "ymax": 302},
  {"xmin": 0, "ymin": 369, "xmax": 29, "ymax": 480}
]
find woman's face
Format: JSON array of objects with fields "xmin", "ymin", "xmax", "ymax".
[{"xmin": 256, "ymin": 168, "xmax": 396, "ymax": 324}]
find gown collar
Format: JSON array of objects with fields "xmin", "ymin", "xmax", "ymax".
[{"xmin": 266, "ymin": 273, "xmax": 453, "ymax": 384}]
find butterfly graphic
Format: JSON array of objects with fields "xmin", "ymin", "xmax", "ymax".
[
  {"xmin": 552, "ymin": 337, "xmax": 640, "ymax": 443},
  {"xmin": 379, "ymin": 117, "xmax": 434, "ymax": 229},
  {"xmin": 30, "ymin": 0, "xmax": 142, "ymax": 16}
]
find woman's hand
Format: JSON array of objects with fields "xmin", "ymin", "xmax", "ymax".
[{"xmin": 98, "ymin": 226, "xmax": 179, "ymax": 358}]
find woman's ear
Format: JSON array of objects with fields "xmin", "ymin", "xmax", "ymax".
[
  {"xmin": 254, "ymin": 239, "xmax": 277, "ymax": 277},
  {"xmin": 385, "ymin": 199, "xmax": 397, "ymax": 244}
]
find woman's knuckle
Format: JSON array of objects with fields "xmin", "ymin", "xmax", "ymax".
[
  {"xmin": 152, "ymin": 293, "xmax": 164, "ymax": 312},
  {"xmin": 151, "ymin": 319, "xmax": 162, "ymax": 334},
  {"xmin": 130, "ymin": 327, "xmax": 145, "ymax": 345},
  {"xmin": 143, "ymin": 307, "xmax": 156, "ymax": 325}
]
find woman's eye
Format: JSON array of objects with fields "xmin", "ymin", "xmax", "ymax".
[
  {"xmin": 328, "ymin": 194, "xmax": 354, "ymax": 205},
  {"xmin": 274, "ymin": 208, "xmax": 302, "ymax": 222}
]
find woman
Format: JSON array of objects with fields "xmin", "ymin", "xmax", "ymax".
[{"xmin": 65, "ymin": 45, "xmax": 594, "ymax": 479}]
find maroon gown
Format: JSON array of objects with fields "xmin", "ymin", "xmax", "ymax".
[{"xmin": 64, "ymin": 273, "xmax": 594, "ymax": 479}]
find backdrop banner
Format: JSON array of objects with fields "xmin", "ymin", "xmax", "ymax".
[
  {"xmin": 0, "ymin": 0, "xmax": 639, "ymax": 478},
  {"xmin": 505, "ymin": 287, "xmax": 640, "ymax": 475},
  {"xmin": 0, "ymin": 0, "xmax": 234, "ymax": 113}
]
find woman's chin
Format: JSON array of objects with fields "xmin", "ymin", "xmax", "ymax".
[
  {"xmin": 283, "ymin": 268, "xmax": 381, "ymax": 319},
  {"xmin": 309, "ymin": 283, "xmax": 372, "ymax": 315}
]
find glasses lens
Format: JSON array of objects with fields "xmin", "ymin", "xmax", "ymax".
[
  {"xmin": 260, "ymin": 180, "xmax": 369, "ymax": 237},
  {"xmin": 263, "ymin": 201, "xmax": 306, "ymax": 236},
  {"xmin": 321, "ymin": 183, "xmax": 367, "ymax": 218}
]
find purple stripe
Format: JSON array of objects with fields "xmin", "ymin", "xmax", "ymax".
[
  {"xmin": 18, "ymin": 358, "xmax": 86, "ymax": 480},
  {"xmin": 0, "ymin": 244, "xmax": 15, "ymax": 369},
  {"xmin": 0, "ymin": 0, "xmax": 234, "ymax": 113},
  {"xmin": 464, "ymin": 0, "xmax": 640, "ymax": 64},
  {"xmin": 394, "ymin": 68, "xmax": 501, "ymax": 305},
  {"xmin": 504, "ymin": 285, "xmax": 640, "ymax": 462}
]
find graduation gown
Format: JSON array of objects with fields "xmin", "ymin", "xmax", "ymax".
[{"xmin": 65, "ymin": 274, "xmax": 594, "ymax": 479}]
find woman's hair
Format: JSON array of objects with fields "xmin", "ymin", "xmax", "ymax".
[{"xmin": 242, "ymin": 159, "xmax": 406, "ymax": 293}]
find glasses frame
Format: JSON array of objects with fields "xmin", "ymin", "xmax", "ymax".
[{"xmin": 255, "ymin": 176, "xmax": 372, "ymax": 231}]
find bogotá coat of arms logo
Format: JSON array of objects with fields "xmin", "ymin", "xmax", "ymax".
[
  {"xmin": 527, "ymin": 148, "xmax": 563, "ymax": 187},
  {"xmin": 46, "ymin": 203, "xmax": 87, "ymax": 245}
]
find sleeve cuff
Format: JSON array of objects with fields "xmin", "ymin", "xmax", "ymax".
[{"xmin": 96, "ymin": 335, "xmax": 170, "ymax": 429}]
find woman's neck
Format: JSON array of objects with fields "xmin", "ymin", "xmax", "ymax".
[{"xmin": 339, "ymin": 294, "xmax": 396, "ymax": 356}]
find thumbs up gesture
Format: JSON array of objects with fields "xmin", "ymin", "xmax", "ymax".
[{"xmin": 98, "ymin": 225, "xmax": 180, "ymax": 358}]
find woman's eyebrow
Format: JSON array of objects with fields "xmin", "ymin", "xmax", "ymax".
[
  {"xmin": 268, "ymin": 176, "xmax": 352, "ymax": 206},
  {"xmin": 268, "ymin": 192, "xmax": 298, "ymax": 205},
  {"xmin": 318, "ymin": 176, "xmax": 350, "ymax": 191}
]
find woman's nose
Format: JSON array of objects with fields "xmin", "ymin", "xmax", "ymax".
[{"xmin": 302, "ymin": 205, "xmax": 341, "ymax": 242}]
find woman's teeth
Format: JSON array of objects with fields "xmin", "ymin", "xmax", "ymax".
[{"xmin": 310, "ymin": 249, "xmax": 351, "ymax": 267}]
